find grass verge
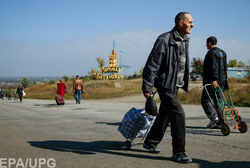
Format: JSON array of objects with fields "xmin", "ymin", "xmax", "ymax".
[
  {"xmin": 24, "ymin": 78, "xmax": 250, "ymax": 107},
  {"xmin": 25, "ymin": 79, "xmax": 142, "ymax": 100},
  {"xmin": 178, "ymin": 78, "xmax": 250, "ymax": 107}
]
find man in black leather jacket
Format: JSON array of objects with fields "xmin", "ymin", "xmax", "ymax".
[
  {"xmin": 201, "ymin": 36, "xmax": 228, "ymax": 128},
  {"xmin": 142, "ymin": 12, "xmax": 193, "ymax": 163}
]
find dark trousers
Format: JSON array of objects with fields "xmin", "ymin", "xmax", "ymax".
[
  {"xmin": 18, "ymin": 93, "xmax": 23, "ymax": 102},
  {"xmin": 144, "ymin": 89, "xmax": 186, "ymax": 154},
  {"xmin": 201, "ymin": 85, "xmax": 224, "ymax": 121},
  {"xmin": 201, "ymin": 86, "xmax": 218, "ymax": 121}
]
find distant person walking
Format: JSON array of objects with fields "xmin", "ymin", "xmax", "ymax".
[
  {"xmin": 13, "ymin": 89, "xmax": 18, "ymax": 102},
  {"xmin": 73, "ymin": 75, "xmax": 83, "ymax": 104},
  {"xmin": 16, "ymin": 85, "xmax": 24, "ymax": 103},
  {"xmin": 7, "ymin": 88, "xmax": 12, "ymax": 100},
  {"xmin": 0, "ymin": 89, "xmax": 3, "ymax": 100},
  {"xmin": 4, "ymin": 89, "xmax": 8, "ymax": 100},
  {"xmin": 57, "ymin": 79, "xmax": 67, "ymax": 97},
  {"xmin": 201, "ymin": 36, "xmax": 229, "ymax": 128}
]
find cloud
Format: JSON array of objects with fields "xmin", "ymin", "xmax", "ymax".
[{"xmin": 0, "ymin": 30, "xmax": 249, "ymax": 77}]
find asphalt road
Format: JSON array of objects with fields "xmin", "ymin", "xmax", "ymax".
[{"xmin": 0, "ymin": 97, "xmax": 250, "ymax": 168}]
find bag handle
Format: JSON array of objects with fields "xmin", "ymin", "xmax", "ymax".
[{"xmin": 151, "ymin": 90, "xmax": 157, "ymax": 98}]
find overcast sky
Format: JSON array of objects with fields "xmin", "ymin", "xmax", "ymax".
[{"xmin": 1, "ymin": 0, "xmax": 250, "ymax": 77}]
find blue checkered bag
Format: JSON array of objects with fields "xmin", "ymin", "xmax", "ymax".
[{"xmin": 118, "ymin": 107, "xmax": 156, "ymax": 139}]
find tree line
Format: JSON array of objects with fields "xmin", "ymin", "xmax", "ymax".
[
  {"xmin": 19, "ymin": 58, "xmax": 248, "ymax": 88},
  {"xmin": 190, "ymin": 58, "xmax": 249, "ymax": 81}
]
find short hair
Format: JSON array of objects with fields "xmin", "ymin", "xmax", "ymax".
[
  {"xmin": 76, "ymin": 75, "xmax": 79, "ymax": 78},
  {"xmin": 175, "ymin": 12, "xmax": 190, "ymax": 27},
  {"xmin": 207, "ymin": 36, "xmax": 217, "ymax": 45}
]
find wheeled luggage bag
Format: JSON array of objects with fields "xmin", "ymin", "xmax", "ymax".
[
  {"xmin": 118, "ymin": 107, "xmax": 156, "ymax": 149},
  {"xmin": 204, "ymin": 84, "xmax": 247, "ymax": 136},
  {"xmin": 55, "ymin": 95, "xmax": 65, "ymax": 105}
]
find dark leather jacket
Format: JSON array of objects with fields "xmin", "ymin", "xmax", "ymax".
[
  {"xmin": 203, "ymin": 47, "xmax": 229, "ymax": 89},
  {"xmin": 142, "ymin": 27, "xmax": 190, "ymax": 97}
]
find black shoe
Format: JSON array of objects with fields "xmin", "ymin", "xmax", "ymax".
[
  {"xmin": 171, "ymin": 153, "xmax": 192, "ymax": 163},
  {"xmin": 143, "ymin": 143, "xmax": 161, "ymax": 153},
  {"xmin": 207, "ymin": 118, "xmax": 219, "ymax": 128},
  {"xmin": 215, "ymin": 121, "xmax": 222, "ymax": 128}
]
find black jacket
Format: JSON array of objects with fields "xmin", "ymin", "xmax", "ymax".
[
  {"xmin": 16, "ymin": 87, "xmax": 23, "ymax": 95},
  {"xmin": 203, "ymin": 47, "xmax": 229, "ymax": 89},
  {"xmin": 142, "ymin": 28, "xmax": 190, "ymax": 97}
]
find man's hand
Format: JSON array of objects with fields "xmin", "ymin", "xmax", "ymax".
[
  {"xmin": 143, "ymin": 92, "xmax": 151, "ymax": 99},
  {"xmin": 211, "ymin": 81, "xmax": 219, "ymax": 88}
]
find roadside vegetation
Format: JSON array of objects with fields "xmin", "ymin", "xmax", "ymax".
[
  {"xmin": 178, "ymin": 78, "xmax": 250, "ymax": 107},
  {"xmin": 24, "ymin": 78, "xmax": 142, "ymax": 100},
  {"xmin": 24, "ymin": 77, "xmax": 250, "ymax": 107},
  {"xmin": 23, "ymin": 57, "xmax": 249, "ymax": 106}
]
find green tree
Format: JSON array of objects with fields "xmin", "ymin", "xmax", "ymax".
[
  {"xmin": 49, "ymin": 79, "xmax": 56, "ymax": 84},
  {"xmin": 238, "ymin": 61, "xmax": 246, "ymax": 68},
  {"xmin": 228, "ymin": 59, "xmax": 238, "ymax": 67},
  {"xmin": 139, "ymin": 66, "xmax": 144, "ymax": 77},
  {"xmin": 133, "ymin": 71, "xmax": 139, "ymax": 78},
  {"xmin": 190, "ymin": 57, "xmax": 203, "ymax": 81},
  {"xmin": 63, "ymin": 76, "xmax": 69, "ymax": 82},
  {"xmin": 96, "ymin": 56, "xmax": 105, "ymax": 67},
  {"xmin": 70, "ymin": 76, "xmax": 76, "ymax": 81},
  {"xmin": 21, "ymin": 78, "xmax": 29, "ymax": 88}
]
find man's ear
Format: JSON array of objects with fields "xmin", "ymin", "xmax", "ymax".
[{"xmin": 178, "ymin": 20, "xmax": 184, "ymax": 28}]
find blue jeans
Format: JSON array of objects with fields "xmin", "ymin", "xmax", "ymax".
[{"xmin": 74, "ymin": 90, "xmax": 82, "ymax": 104}]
